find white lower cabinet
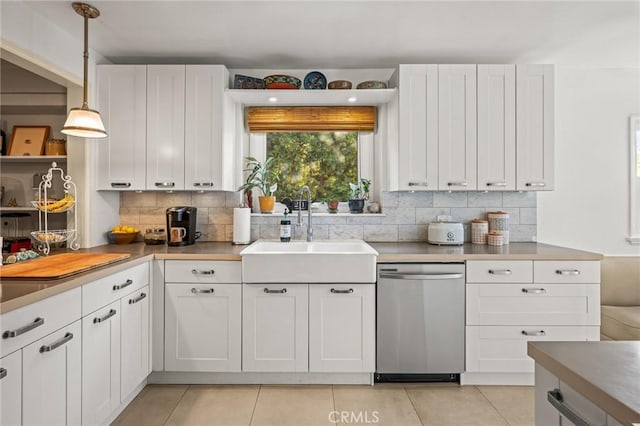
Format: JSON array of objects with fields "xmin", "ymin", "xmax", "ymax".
[
  {"xmin": 22, "ymin": 320, "xmax": 82, "ymax": 426},
  {"xmin": 309, "ymin": 284, "xmax": 375, "ymax": 373},
  {"xmin": 242, "ymin": 284, "xmax": 308, "ymax": 372},
  {"xmin": 82, "ymin": 300, "xmax": 121, "ymax": 426},
  {"xmin": 120, "ymin": 286, "xmax": 150, "ymax": 400},
  {"xmin": 1, "ymin": 350, "xmax": 22, "ymax": 426},
  {"xmin": 165, "ymin": 283, "xmax": 241, "ymax": 372}
]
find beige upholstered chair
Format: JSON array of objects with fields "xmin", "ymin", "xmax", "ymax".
[{"xmin": 600, "ymin": 257, "xmax": 640, "ymax": 340}]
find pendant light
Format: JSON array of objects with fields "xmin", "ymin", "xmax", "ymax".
[{"xmin": 61, "ymin": 2, "xmax": 107, "ymax": 138}]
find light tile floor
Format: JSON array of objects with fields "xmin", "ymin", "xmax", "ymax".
[{"xmin": 113, "ymin": 384, "xmax": 534, "ymax": 426}]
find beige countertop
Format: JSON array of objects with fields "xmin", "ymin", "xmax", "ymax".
[
  {"xmin": 1, "ymin": 241, "xmax": 601, "ymax": 314},
  {"xmin": 528, "ymin": 341, "xmax": 640, "ymax": 426},
  {"xmin": 370, "ymin": 242, "xmax": 603, "ymax": 261}
]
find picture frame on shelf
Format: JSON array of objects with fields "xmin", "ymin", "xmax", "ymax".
[{"xmin": 7, "ymin": 125, "xmax": 50, "ymax": 156}]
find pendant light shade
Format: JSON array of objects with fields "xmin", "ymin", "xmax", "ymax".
[{"xmin": 62, "ymin": 2, "xmax": 107, "ymax": 139}]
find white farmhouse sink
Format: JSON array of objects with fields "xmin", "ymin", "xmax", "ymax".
[{"xmin": 240, "ymin": 240, "xmax": 378, "ymax": 283}]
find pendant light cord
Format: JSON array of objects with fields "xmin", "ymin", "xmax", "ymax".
[{"xmin": 82, "ymin": 12, "xmax": 89, "ymax": 109}]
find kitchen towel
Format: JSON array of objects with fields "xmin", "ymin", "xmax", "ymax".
[{"xmin": 233, "ymin": 207, "xmax": 251, "ymax": 244}]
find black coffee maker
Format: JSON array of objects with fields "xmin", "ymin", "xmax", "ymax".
[{"xmin": 166, "ymin": 207, "xmax": 200, "ymax": 246}]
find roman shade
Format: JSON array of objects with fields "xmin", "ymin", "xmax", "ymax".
[{"xmin": 246, "ymin": 106, "xmax": 377, "ymax": 132}]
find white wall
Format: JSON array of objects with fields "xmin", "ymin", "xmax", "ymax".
[
  {"xmin": 1, "ymin": 0, "xmax": 118, "ymax": 248},
  {"xmin": 537, "ymin": 66, "xmax": 640, "ymax": 255}
]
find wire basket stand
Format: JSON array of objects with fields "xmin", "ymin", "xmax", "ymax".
[{"xmin": 32, "ymin": 162, "xmax": 79, "ymax": 255}]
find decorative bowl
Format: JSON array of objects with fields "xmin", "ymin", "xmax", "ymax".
[
  {"xmin": 328, "ymin": 80, "xmax": 352, "ymax": 90},
  {"xmin": 356, "ymin": 80, "xmax": 388, "ymax": 89},
  {"xmin": 264, "ymin": 74, "xmax": 302, "ymax": 89},
  {"xmin": 106, "ymin": 231, "xmax": 140, "ymax": 244}
]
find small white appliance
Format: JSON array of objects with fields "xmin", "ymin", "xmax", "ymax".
[{"xmin": 427, "ymin": 220, "xmax": 464, "ymax": 245}]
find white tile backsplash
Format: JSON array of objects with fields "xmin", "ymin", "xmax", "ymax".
[{"xmin": 120, "ymin": 190, "xmax": 537, "ymax": 242}]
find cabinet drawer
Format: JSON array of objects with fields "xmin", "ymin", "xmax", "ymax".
[
  {"xmin": 466, "ymin": 325, "xmax": 599, "ymax": 373},
  {"xmin": 534, "ymin": 261, "xmax": 600, "ymax": 283},
  {"xmin": 83, "ymin": 262, "xmax": 149, "ymax": 315},
  {"xmin": 466, "ymin": 284, "xmax": 600, "ymax": 326},
  {"xmin": 1, "ymin": 287, "xmax": 81, "ymax": 358},
  {"xmin": 165, "ymin": 260, "xmax": 241, "ymax": 283},
  {"xmin": 466, "ymin": 261, "xmax": 533, "ymax": 283}
]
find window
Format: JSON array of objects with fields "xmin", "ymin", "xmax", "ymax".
[{"xmin": 266, "ymin": 132, "xmax": 358, "ymax": 201}]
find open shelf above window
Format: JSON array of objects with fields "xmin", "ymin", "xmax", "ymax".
[
  {"xmin": 226, "ymin": 88, "xmax": 397, "ymax": 106},
  {"xmin": 0, "ymin": 155, "xmax": 67, "ymax": 163}
]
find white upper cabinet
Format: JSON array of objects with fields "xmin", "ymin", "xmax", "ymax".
[
  {"xmin": 477, "ymin": 65, "xmax": 516, "ymax": 191},
  {"xmin": 397, "ymin": 64, "xmax": 439, "ymax": 190},
  {"xmin": 185, "ymin": 65, "xmax": 236, "ymax": 191},
  {"xmin": 147, "ymin": 65, "xmax": 186, "ymax": 190},
  {"xmin": 438, "ymin": 64, "xmax": 477, "ymax": 190},
  {"xmin": 96, "ymin": 65, "xmax": 147, "ymax": 190},
  {"xmin": 516, "ymin": 64, "xmax": 554, "ymax": 190}
]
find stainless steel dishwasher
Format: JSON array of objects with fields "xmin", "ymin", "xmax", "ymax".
[{"xmin": 376, "ymin": 263, "xmax": 465, "ymax": 382}]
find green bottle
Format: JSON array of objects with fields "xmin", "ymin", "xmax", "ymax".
[{"xmin": 280, "ymin": 209, "xmax": 291, "ymax": 242}]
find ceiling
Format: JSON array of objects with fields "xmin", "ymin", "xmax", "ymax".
[{"xmin": 22, "ymin": 1, "xmax": 640, "ymax": 69}]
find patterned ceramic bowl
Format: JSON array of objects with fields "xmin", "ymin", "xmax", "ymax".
[
  {"xmin": 328, "ymin": 80, "xmax": 352, "ymax": 90},
  {"xmin": 263, "ymin": 75, "xmax": 302, "ymax": 89},
  {"xmin": 356, "ymin": 80, "xmax": 388, "ymax": 89}
]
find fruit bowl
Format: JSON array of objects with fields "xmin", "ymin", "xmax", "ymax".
[{"xmin": 106, "ymin": 231, "xmax": 140, "ymax": 245}]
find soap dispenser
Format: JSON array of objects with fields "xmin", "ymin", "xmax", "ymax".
[{"xmin": 280, "ymin": 208, "xmax": 291, "ymax": 242}]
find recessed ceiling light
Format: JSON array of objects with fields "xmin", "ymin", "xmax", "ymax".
[
  {"xmin": 347, "ymin": 97, "xmax": 357, "ymax": 103},
  {"xmin": 268, "ymin": 97, "xmax": 278, "ymax": 103}
]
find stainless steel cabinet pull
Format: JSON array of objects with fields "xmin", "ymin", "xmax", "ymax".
[
  {"xmin": 330, "ymin": 288, "xmax": 354, "ymax": 294},
  {"xmin": 113, "ymin": 279, "xmax": 133, "ymax": 291},
  {"xmin": 191, "ymin": 288, "xmax": 215, "ymax": 294},
  {"xmin": 193, "ymin": 182, "xmax": 214, "ymax": 187},
  {"xmin": 547, "ymin": 389, "xmax": 590, "ymax": 426},
  {"xmin": 155, "ymin": 181, "xmax": 175, "ymax": 188},
  {"xmin": 264, "ymin": 288, "xmax": 287, "ymax": 294},
  {"xmin": 192, "ymin": 269, "xmax": 215, "ymax": 275},
  {"xmin": 94, "ymin": 309, "xmax": 117, "ymax": 324},
  {"xmin": 447, "ymin": 181, "xmax": 468, "ymax": 187},
  {"xmin": 129, "ymin": 293, "xmax": 147, "ymax": 304},
  {"xmin": 488, "ymin": 269, "xmax": 512, "ymax": 275},
  {"xmin": 379, "ymin": 272, "xmax": 464, "ymax": 280},
  {"xmin": 40, "ymin": 332, "xmax": 73, "ymax": 353},
  {"xmin": 486, "ymin": 182, "xmax": 507, "ymax": 187},
  {"xmin": 3, "ymin": 317, "xmax": 45, "ymax": 339},
  {"xmin": 408, "ymin": 182, "xmax": 429, "ymax": 187},
  {"xmin": 521, "ymin": 288, "xmax": 546, "ymax": 294},
  {"xmin": 521, "ymin": 330, "xmax": 545, "ymax": 336},
  {"xmin": 111, "ymin": 182, "xmax": 132, "ymax": 188},
  {"xmin": 0, "ymin": 368, "xmax": 6, "ymax": 380},
  {"xmin": 525, "ymin": 182, "xmax": 546, "ymax": 187},
  {"xmin": 556, "ymin": 269, "xmax": 580, "ymax": 276}
]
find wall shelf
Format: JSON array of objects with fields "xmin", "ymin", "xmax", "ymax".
[
  {"xmin": 0, "ymin": 155, "xmax": 66, "ymax": 163},
  {"xmin": 226, "ymin": 88, "xmax": 397, "ymax": 106}
]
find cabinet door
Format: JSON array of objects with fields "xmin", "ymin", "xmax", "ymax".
[
  {"xmin": 120, "ymin": 286, "xmax": 150, "ymax": 400},
  {"xmin": 309, "ymin": 284, "xmax": 375, "ymax": 373},
  {"xmin": 242, "ymin": 284, "xmax": 308, "ymax": 372},
  {"xmin": 146, "ymin": 65, "xmax": 185, "ymax": 190},
  {"xmin": 1, "ymin": 350, "xmax": 22, "ymax": 426},
  {"xmin": 397, "ymin": 64, "xmax": 439, "ymax": 190},
  {"xmin": 82, "ymin": 301, "xmax": 121, "ymax": 426},
  {"xmin": 96, "ymin": 65, "xmax": 147, "ymax": 191},
  {"xmin": 165, "ymin": 283, "xmax": 241, "ymax": 372},
  {"xmin": 477, "ymin": 65, "xmax": 516, "ymax": 191},
  {"xmin": 22, "ymin": 320, "xmax": 81, "ymax": 426},
  {"xmin": 516, "ymin": 64, "xmax": 554, "ymax": 191},
  {"xmin": 438, "ymin": 64, "xmax": 477, "ymax": 190},
  {"xmin": 185, "ymin": 65, "xmax": 227, "ymax": 191}
]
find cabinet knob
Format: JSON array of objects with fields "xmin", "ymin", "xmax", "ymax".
[
  {"xmin": 193, "ymin": 182, "xmax": 214, "ymax": 187},
  {"xmin": 486, "ymin": 182, "xmax": 507, "ymax": 187},
  {"xmin": 0, "ymin": 368, "xmax": 6, "ymax": 380},
  {"xmin": 555, "ymin": 269, "xmax": 580, "ymax": 276},
  {"xmin": 191, "ymin": 288, "xmax": 215, "ymax": 294},
  {"xmin": 521, "ymin": 288, "xmax": 546, "ymax": 294},
  {"xmin": 111, "ymin": 182, "xmax": 132, "ymax": 188},
  {"xmin": 330, "ymin": 288, "xmax": 354, "ymax": 294},
  {"xmin": 39, "ymin": 332, "xmax": 73, "ymax": 353},
  {"xmin": 264, "ymin": 288, "xmax": 287, "ymax": 294},
  {"xmin": 93, "ymin": 309, "xmax": 117, "ymax": 324},
  {"xmin": 408, "ymin": 182, "xmax": 429, "ymax": 187},
  {"xmin": 521, "ymin": 330, "xmax": 545, "ymax": 336},
  {"xmin": 2, "ymin": 317, "xmax": 45, "ymax": 339},
  {"xmin": 128, "ymin": 292, "xmax": 147, "ymax": 304},
  {"xmin": 488, "ymin": 269, "xmax": 512, "ymax": 275},
  {"xmin": 155, "ymin": 182, "xmax": 175, "ymax": 188},
  {"xmin": 447, "ymin": 181, "xmax": 468, "ymax": 187},
  {"xmin": 525, "ymin": 182, "xmax": 546, "ymax": 187}
]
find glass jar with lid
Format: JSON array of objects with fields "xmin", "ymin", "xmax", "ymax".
[{"xmin": 144, "ymin": 228, "xmax": 166, "ymax": 245}]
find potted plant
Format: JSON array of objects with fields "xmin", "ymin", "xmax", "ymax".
[
  {"xmin": 348, "ymin": 178, "xmax": 371, "ymax": 213},
  {"xmin": 238, "ymin": 156, "xmax": 278, "ymax": 213}
]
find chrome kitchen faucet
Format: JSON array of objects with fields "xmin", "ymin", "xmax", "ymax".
[{"xmin": 296, "ymin": 185, "xmax": 313, "ymax": 241}]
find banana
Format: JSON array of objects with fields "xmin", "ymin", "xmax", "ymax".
[{"xmin": 50, "ymin": 194, "xmax": 75, "ymax": 213}]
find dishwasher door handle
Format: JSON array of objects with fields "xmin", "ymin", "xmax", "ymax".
[{"xmin": 378, "ymin": 272, "xmax": 464, "ymax": 280}]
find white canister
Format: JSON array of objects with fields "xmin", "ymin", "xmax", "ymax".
[
  {"xmin": 487, "ymin": 211, "xmax": 510, "ymax": 244},
  {"xmin": 487, "ymin": 231, "xmax": 504, "ymax": 246},
  {"xmin": 471, "ymin": 220, "xmax": 489, "ymax": 244}
]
